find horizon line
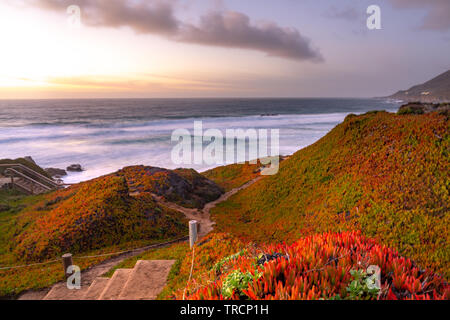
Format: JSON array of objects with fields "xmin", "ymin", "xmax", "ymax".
[{"xmin": 0, "ymin": 96, "xmax": 384, "ymax": 101}]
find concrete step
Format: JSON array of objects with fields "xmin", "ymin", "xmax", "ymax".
[
  {"xmin": 0, "ymin": 177, "xmax": 10, "ymax": 188},
  {"xmin": 83, "ymin": 278, "xmax": 110, "ymax": 300},
  {"xmin": 118, "ymin": 260, "xmax": 175, "ymax": 300},
  {"xmin": 14, "ymin": 179, "xmax": 47, "ymax": 195},
  {"xmin": 43, "ymin": 283, "xmax": 88, "ymax": 300},
  {"xmin": 98, "ymin": 269, "xmax": 132, "ymax": 300}
]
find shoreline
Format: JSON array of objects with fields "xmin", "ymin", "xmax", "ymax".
[{"xmin": 1, "ymin": 100, "xmax": 402, "ymax": 185}]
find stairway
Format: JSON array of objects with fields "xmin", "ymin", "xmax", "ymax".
[
  {"xmin": 14, "ymin": 177, "xmax": 49, "ymax": 195},
  {"xmin": 43, "ymin": 260, "xmax": 175, "ymax": 300},
  {"xmin": 1, "ymin": 163, "xmax": 61, "ymax": 195},
  {"xmin": 0, "ymin": 176, "xmax": 10, "ymax": 188}
]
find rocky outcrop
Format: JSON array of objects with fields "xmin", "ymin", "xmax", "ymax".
[
  {"xmin": 45, "ymin": 168, "xmax": 67, "ymax": 177},
  {"xmin": 116, "ymin": 166, "xmax": 224, "ymax": 209},
  {"xmin": 66, "ymin": 164, "xmax": 83, "ymax": 172},
  {"xmin": 397, "ymin": 102, "xmax": 450, "ymax": 115},
  {"xmin": 23, "ymin": 156, "xmax": 36, "ymax": 165}
]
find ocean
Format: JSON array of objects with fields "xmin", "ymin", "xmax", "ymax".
[{"xmin": 0, "ymin": 98, "xmax": 401, "ymax": 183}]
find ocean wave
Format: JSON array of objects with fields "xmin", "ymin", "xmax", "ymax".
[{"xmin": 0, "ymin": 98, "xmax": 402, "ymax": 183}]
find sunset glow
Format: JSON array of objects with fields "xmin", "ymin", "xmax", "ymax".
[
  {"xmin": 0, "ymin": 1, "xmax": 449, "ymax": 98},
  {"xmin": 0, "ymin": 0, "xmax": 449, "ymax": 305}
]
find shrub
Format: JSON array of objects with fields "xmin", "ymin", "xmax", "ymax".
[{"xmin": 397, "ymin": 106, "xmax": 424, "ymax": 115}]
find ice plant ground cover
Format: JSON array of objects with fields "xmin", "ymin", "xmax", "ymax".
[
  {"xmin": 202, "ymin": 162, "xmax": 262, "ymax": 192},
  {"xmin": 0, "ymin": 110, "xmax": 447, "ymax": 300},
  {"xmin": 0, "ymin": 173, "xmax": 190, "ymax": 297},
  {"xmin": 13, "ymin": 175, "xmax": 188, "ymax": 261},
  {"xmin": 180, "ymin": 232, "xmax": 449, "ymax": 300},
  {"xmin": 211, "ymin": 111, "xmax": 449, "ymax": 277}
]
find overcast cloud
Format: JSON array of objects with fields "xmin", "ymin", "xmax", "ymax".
[{"xmin": 30, "ymin": 0, "xmax": 323, "ymax": 62}]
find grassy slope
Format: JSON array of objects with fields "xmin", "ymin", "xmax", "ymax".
[
  {"xmin": 0, "ymin": 190, "xmax": 111, "ymax": 297},
  {"xmin": 0, "ymin": 239, "xmax": 162, "ymax": 298},
  {"xmin": 13, "ymin": 175, "xmax": 187, "ymax": 261},
  {"xmin": 210, "ymin": 111, "xmax": 449, "ymax": 277},
  {"xmin": 0, "ymin": 163, "xmax": 225, "ymax": 297},
  {"xmin": 0, "ymin": 175, "xmax": 188, "ymax": 297},
  {"xmin": 202, "ymin": 162, "xmax": 261, "ymax": 191},
  {"xmin": 2, "ymin": 111, "xmax": 448, "ymax": 298}
]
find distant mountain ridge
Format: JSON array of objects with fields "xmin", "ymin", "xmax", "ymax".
[{"xmin": 388, "ymin": 70, "xmax": 450, "ymax": 102}]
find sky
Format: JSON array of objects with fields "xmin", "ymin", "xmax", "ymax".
[{"xmin": 0, "ymin": 0, "xmax": 449, "ymax": 99}]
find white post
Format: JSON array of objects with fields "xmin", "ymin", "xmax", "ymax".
[{"xmin": 189, "ymin": 220, "xmax": 198, "ymax": 249}]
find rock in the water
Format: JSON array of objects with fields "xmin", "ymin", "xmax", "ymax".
[
  {"xmin": 66, "ymin": 164, "xmax": 83, "ymax": 172},
  {"xmin": 45, "ymin": 168, "xmax": 67, "ymax": 177}
]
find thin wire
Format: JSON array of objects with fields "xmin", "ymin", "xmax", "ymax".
[
  {"xmin": 0, "ymin": 236, "xmax": 188, "ymax": 271},
  {"xmin": 182, "ymin": 244, "xmax": 196, "ymax": 300},
  {"xmin": 75, "ymin": 236, "xmax": 188, "ymax": 259},
  {"xmin": 0, "ymin": 259, "xmax": 61, "ymax": 270}
]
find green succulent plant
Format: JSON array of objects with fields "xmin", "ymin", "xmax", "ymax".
[
  {"xmin": 221, "ymin": 269, "xmax": 262, "ymax": 299},
  {"xmin": 346, "ymin": 269, "xmax": 381, "ymax": 300}
]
